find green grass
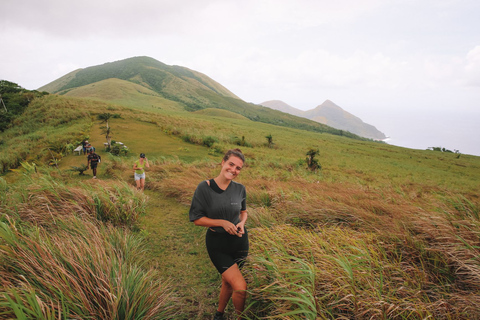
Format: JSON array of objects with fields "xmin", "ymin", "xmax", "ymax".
[
  {"xmin": 62, "ymin": 78, "xmax": 186, "ymax": 112},
  {"xmin": 2, "ymin": 93, "xmax": 480, "ymax": 319}
]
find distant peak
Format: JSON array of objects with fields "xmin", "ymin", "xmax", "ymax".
[{"xmin": 321, "ymin": 99, "xmax": 339, "ymax": 108}]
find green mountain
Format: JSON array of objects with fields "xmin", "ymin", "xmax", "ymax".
[
  {"xmin": 260, "ymin": 99, "xmax": 387, "ymax": 140},
  {"xmin": 38, "ymin": 56, "xmax": 369, "ymax": 141}
]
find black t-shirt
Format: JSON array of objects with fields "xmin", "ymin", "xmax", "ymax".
[
  {"xmin": 87, "ymin": 153, "xmax": 101, "ymax": 163},
  {"xmin": 209, "ymin": 179, "xmax": 225, "ymax": 194},
  {"xmin": 189, "ymin": 180, "xmax": 246, "ymax": 232}
]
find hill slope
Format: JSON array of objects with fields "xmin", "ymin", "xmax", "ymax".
[
  {"xmin": 261, "ymin": 99, "xmax": 386, "ymax": 140},
  {"xmin": 2, "ymin": 92, "xmax": 480, "ymax": 319},
  {"xmin": 38, "ymin": 56, "xmax": 369, "ymax": 141}
]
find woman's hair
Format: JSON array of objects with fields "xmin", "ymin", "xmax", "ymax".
[{"xmin": 223, "ymin": 148, "xmax": 245, "ymax": 163}]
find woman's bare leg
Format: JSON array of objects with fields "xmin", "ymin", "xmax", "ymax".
[
  {"xmin": 219, "ymin": 264, "xmax": 247, "ymax": 318},
  {"xmin": 217, "ymin": 277, "xmax": 233, "ymax": 313}
]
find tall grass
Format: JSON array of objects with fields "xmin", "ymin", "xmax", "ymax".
[
  {"xmin": 0, "ymin": 167, "xmax": 175, "ymax": 319},
  {"xmin": 243, "ymin": 222, "xmax": 480, "ymax": 319},
  {"xmin": 2, "ymin": 168, "xmax": 146, "ymax": 227},
  {"xmin": 0, "ymin": 217, "xmax": 175, "ymax": 319}
]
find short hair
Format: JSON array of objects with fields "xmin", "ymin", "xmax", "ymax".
[{"xmin": 223, "ymin": 148, "xmax": 245, "ymax": 163}]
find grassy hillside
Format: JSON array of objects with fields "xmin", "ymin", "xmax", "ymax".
[
  {"xmin": 39, "ymin": 56, "xmax": 373, "ymax": 141},
  {"xmin": 61, "ymin": 78, "xmax": 186, "ymax": 112},
  {"xmin": 194, "ymin": 108, "xmax": 250, "ymax": 120},
  {"xmin": 1, "ymin": 94, "xmax": 480, "ymax": 319}
]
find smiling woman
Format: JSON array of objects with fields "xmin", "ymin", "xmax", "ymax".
[{"xmin": 188, "ymin": 148, "xmax": 248, "ymax": 320}]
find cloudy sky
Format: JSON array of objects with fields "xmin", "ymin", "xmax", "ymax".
[{"xmin": 2, "ymin": 0, "xmax": 480, "ymax": 155}]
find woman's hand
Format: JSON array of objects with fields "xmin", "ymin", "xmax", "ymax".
[
  {"xmin": 222, "ymin": 220, "xmax": 240, "ymax": 235},
  {"xmin": 235, "ymin": 222, "xmax": 246, "ymax": 237}
]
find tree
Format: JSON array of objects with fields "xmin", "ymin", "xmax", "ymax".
[
  {"xmin": 0, "ymin": 80, "xmax": 48, "ymax": 132},
  {"xmin": 265, "ymin": 134, "xmax": 273, "ymax": 148},
  {"xmin": 98, "ymin": 113, "xmax": 113, "ymax": 148},
  {"xmin": 306, "ymin": 148, "xmax": 321, "ymax": 171}
]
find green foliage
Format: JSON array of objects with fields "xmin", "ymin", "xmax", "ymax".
[
  {"xmin": 97, "ymin": 112, "xmax": 113, "ymax": 122},
  {"xmin": 0, "ymin": 80, "xmax": 49, "ymax": 132},
  {"xmin": 428, "ymin": 146, "xmax": 460, "ymax": 154},
  {"xmin": 232, "ymin": 135, "xmax": 252, "ymax": 148},
  {"xmin": 0, "ymin": 95, "xmax": 90, "ymax": 173},
  {"xmin": 109, "ymin": 144, "xmax": 121, "ymax": 156},
  {"xmin": 306, "ymin": 148, "xmax": 321, "ymax": 171},
  {"xmin": 202, "ymin": 135, "xmax": 218, "ymax": 148},
  {"xmin": 208, "ymin": 145, "xmax": 224, "ymax": 155},
  {"xmin": 20, "ymin": 161, "xmax": 38, "ymax": 174},
  {"xmin": 265, "ymin": 134, "xmax": 274, "ymax": 148},
  {"xmin": 105, "ymin": 141, "xmax": 129, "ymax": 157},
  {"xmin": 69, "ymin": 164, "xmax": 89, "ymax": 175}
]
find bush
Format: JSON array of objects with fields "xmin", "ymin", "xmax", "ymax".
[
  {"xmin": 232, "ymin": 135, "xmax": 252, "ymax": 148},
  {"xmin": 202, "ymin": 135, "xmax": 218, "ymax": 147},
  {"xmin": 69, "ymin": 164, "xmax": 89, "ymax": 175},
  {"xmin": 306, "ymin": 148, "xmax": 321, "ymax": 171}
]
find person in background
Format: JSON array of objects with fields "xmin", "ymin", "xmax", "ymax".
[
  {"xmin": 85, "ymin": 141, "xmax": 95, "ymax": 153},
  {"xmin": 82, "ymin": 139, "xmax": 88, "ymax": 155},
  {"xmin": 133, "ymin": 153, "xmax": 149, "ymax": 191},
  {"xmin": 189, "ymin": 149, "xmax": 248, "ymax": 320},
  {"xmin": 87, "ymin": 148, "xmax": 101, "ymax": 179}
]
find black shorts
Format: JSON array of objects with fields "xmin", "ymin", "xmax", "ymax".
[
  {"xmin": 90, "ymin": 163, "xmax": 98, "ymax": 169},
  {"xmin": 206, "ymin": 228, "xmax": 249, "ymax": 274}
]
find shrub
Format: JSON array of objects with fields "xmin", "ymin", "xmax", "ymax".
[
  {"xmin": 69, "ymin": 164, "xmax": 89, "ymax": 175},
  {"xmin": 202, "ymin": 135, "xmax": 218, "ymax": 147},
  {"xmin": 232, "ymin": 135, "xmax": 252, "ymax": 148},
  {"xmin": 306, "ymin": 148, "xmax": 321, "ymax": 171}
]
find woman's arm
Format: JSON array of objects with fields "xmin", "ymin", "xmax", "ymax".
[
  {"xmin": 194, "ymin": 216, "xmax": 239, "ymax": 235},
  {"xmin": 145, "ymin": 158, "xmax": 150, "ymax": 168}
]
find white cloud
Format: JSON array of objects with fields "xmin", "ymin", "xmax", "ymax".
[{"xmin": 464, "ymin": 45, "xmax": 480, "ymax": 87}]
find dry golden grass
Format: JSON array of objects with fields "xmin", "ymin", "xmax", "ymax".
[
  {"xmin": 12, "ymin": 177, "xmax": 146, "ymax": 228},
  {"xmin": 2, "ymin": 93, "xmax": 480, "ymax": 319}
]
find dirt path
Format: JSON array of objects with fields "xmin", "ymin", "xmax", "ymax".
[{"xmin": 139, "ymin": 190, "xmax": 226, "ymax": 319}]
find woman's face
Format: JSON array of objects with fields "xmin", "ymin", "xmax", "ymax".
[{"xmin": 220, "ymin": 155, "xmax": 244, "ymax": 181}]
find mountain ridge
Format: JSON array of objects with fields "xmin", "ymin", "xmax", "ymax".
[{"xmin": 260, "ymin": 99, "xmax": 386, "ymax": 140}]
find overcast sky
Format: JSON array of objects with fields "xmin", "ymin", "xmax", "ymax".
[{"xmin": 2, "ymin": 0, "xmax": 480, "ymax": 155}]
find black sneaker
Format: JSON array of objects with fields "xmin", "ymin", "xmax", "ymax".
[{"xmin": 213, "ymin": 311, "xmax": 225, "ymax": 320}]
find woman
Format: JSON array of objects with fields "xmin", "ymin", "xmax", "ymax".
[
  {"xmin": 133, "ymin": 153, "xmax": 149, "ymax": 191},
  {"xmin": 189, "ymin": 149, "xmax": 248, "ymax": 320}
]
